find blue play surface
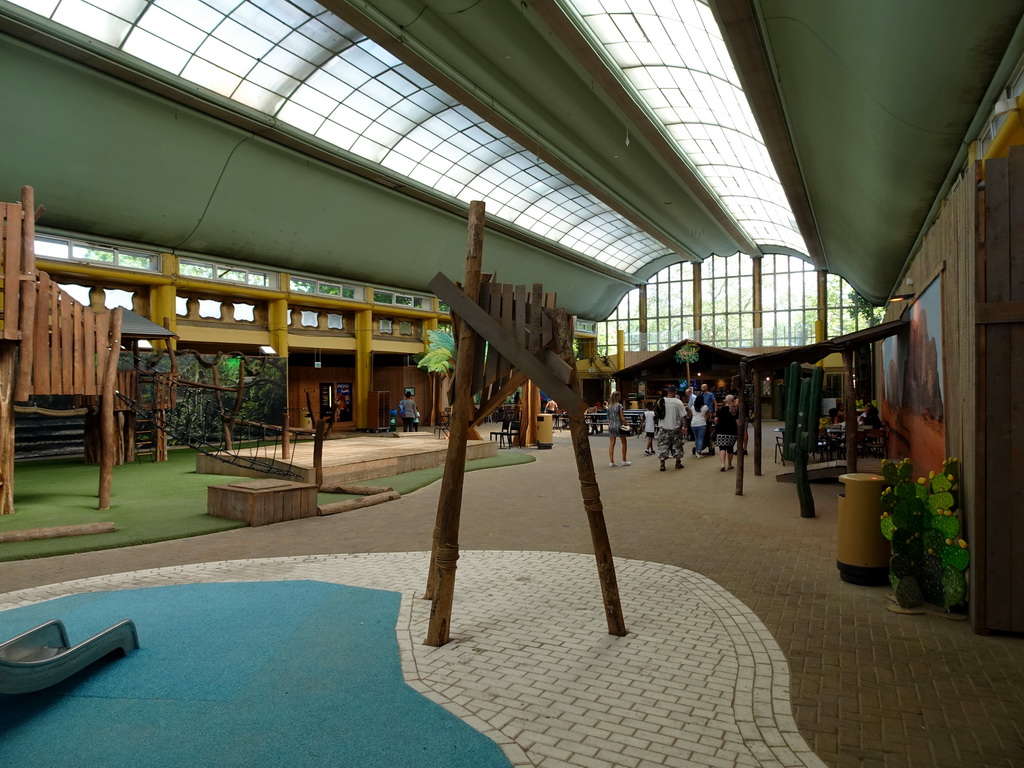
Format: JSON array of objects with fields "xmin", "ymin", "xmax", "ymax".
[{"xmin": 0, "ymin": 581, "xmax": 512, "ymax": 768}]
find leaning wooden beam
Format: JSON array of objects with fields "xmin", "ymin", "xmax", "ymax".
[
  {"xmin": 0, "ymin": 522, "xmax": 115, "ymax": 543},
  {"xmin": 551, "ymin": 308, "xmax": 627, "ymax": 637},
  {"xmin": 427, "ymin": 274, "xmax": 584, "ymax": 413},
  {"xmin": 424, "ymin": 200, "xmax": 486, "ymax": 647},
  {"xmin": 317, "ymin": 491, "xmax": 401, "ymax": 516},
  {"xmin": 469, "ymin": 371, "xmax": 528, "ymax": 429}
]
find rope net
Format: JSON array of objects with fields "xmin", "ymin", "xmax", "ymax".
[{"xmin": 118, "ymin": 350, "xmax": 301, "ymax": 479}]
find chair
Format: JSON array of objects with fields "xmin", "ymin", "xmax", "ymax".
[
  {"xmin": 490, "ymin": 420, "xmax": 521, "ymax": 448},
  {"xmin": 506, "ymin": 420, "xmax": 522, "ymax": 448},
  {"xmin": 775, "ymin": 434, "xmax": 786, "ymax": 465},
  {"xmin": 861, "ymin": 428, "xmax": 887, "ymax": 458},
  {"xmin": 433, "ymin": 412, "xmax": 450, "ymax": 439},
  {"xmin": 490, "ymin": 419, "xmax": 510, "ymax": 445}
]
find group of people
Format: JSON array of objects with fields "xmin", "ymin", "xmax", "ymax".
[{"xmin": 606, "ymin": 384, "xmax": 747, "ymax": 472}]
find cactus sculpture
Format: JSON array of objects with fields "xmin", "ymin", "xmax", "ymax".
[
  {"xmin": 879, "ymin": 457, "xmax": 968, "ymax": 610},
  {"xmin": 782, "ymin": 362, "xmax": 824, "ymax": 518}
]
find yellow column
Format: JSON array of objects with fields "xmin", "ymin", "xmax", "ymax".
[
  {"xmin": 268, "ymin": 298, "xmax": 289, "ymax": 358},
  {"xmin": 752, "ymin": 256, "xmax": 762, "ymax": 347},
  {"xmin": 692, "ymin": 262, "xmax": 702, "ymax": 341},
  {"xmin": 355, "ymin": 307, "xmax": 373, "ymax": 430},
  {"xmin": 816, "ymin": 270, "xmax": 827, "ymax": 343},
  {"xmin": 616, "ymin": 328, "xmax": 625, "ymax": 371},
  {"xmin": 150, "ymin": 253, "xmax": 177, "ymax": 350},
  {"xmin": 638, "ymin": 284, "xmax": 648, "ymax": 352}
]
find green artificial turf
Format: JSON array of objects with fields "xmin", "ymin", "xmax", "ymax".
[{"xmin": 0, "ymin": 448, "xmax": 534, "ymax": 562}]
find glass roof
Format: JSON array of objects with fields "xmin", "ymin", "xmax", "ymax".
[
  {"xmin": 12, "ymin": 0, "xmax": 676, "ymax": 273},
  {"xmin": 11, "ymin": 0, "xmax": 808, "ymax": 270},
  {"xmin": 562, "ymin": 0, "xmax": 808, "ymax": 255}
]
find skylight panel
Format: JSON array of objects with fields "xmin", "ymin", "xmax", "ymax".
[
  {"xmin": 564, "ymin": 0, "xmax": 809, "ymax": 255},
  {"xmin": 22, "ymin": 0, "xmax": 677, "ymax": 274},
  {"xmin": 53, "ymin": 0, "xmax": 131, "ymax": 46},
  {"xmin": 198, "ymin": 37, "xmax": 256, "ymax": 78},
  {"xmin": 139, "ymin": 5, "xmax": 205, "ymax": 53},
  {"xmin": 122, "ymin": 28, "xmax": 189, "ymax": 73},
  {"xmin": 216, "ymin": 18, "xmax": 275, "ymax": 58}
]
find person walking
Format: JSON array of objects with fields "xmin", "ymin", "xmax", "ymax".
[
  {"xmin": 689, "ymin": 398, "xmax": 710, "ymax": 458},
  {"xmin": 606, "ymin": 391, "xmax": 631, "ymax": 467},
  {"xmin": 401, "ymin": 392, "xmax": 419, "ymax": 432},
  {"xmin": 655, "ymin": 385, "xmax": 686, "ymax": 471},
  {"xmin": 643, "ymin": 402, "xmax": 656, "ymax": 455},
  {"xmin": 714, "ymin": 393, "xmax": 739, "ymax": 471},
  {"xmin": 700, "ymin": 383, "xmax": 717, "ymax": 455}
]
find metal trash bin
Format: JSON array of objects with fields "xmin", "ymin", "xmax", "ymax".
[
  {"xmin": 536, "ymin": 413, "xmax": 553, "ymax": 449},
  {"xmin": 837, "ymin": 473, "xmax": 890, "ymax": 585}
]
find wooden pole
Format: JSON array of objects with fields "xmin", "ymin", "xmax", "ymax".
[
  {"xmin": 281, "ymin": 411, "xmax": 291, "ymax": 461},
  {"xmin": 98, "ymin": 308, "xmax": 122, "ymax": 510},
  {"xmin": 551, "ymin": 308, "xmax": 627, "ymax": 636},
  {"xmin": 14, "ymin": 187, "xmax": 37, "ymax": 402},
  {"xmin": 843, "ymin": 348, "xmax": 858, "ymax": 473},
  {"xmin": 313, "ymin": 420, "xmax": 327, "ymax": 487},
  {"xmin": 0, "ymin": 343, "xmax": 15, "ymax": 515},
  {"xmin": 753, "ymin": 367, "xmax": 762, "ymax": 476},
  {"xmin": 424, "ymin": 200, "xmax": 486, "ymax": 646},
  {"xmin": 735, "ymin": 362, "xmax": 746, "ymax": 495}
]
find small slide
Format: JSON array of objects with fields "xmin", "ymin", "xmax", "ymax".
[{"xmin": 0, "ymin": 619, "xmax": 139, "ymax": 695}]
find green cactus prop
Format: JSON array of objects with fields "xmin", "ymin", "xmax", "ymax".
[
  {"xmin": 782, "ymin": 362, "xmax": 824, "ymax": 518},
  {"xmin": 879, "ymin": 457, "xmax": 968, "ymax": 611}
]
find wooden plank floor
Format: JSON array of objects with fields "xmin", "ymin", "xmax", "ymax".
[{"xmin": 196, "ymin": 432, "xmax": 499, "ymax": 485}]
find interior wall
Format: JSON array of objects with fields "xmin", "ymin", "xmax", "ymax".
[{"xmin": 885, "ymin": 162, "xmax": 976, "ymax": 622}]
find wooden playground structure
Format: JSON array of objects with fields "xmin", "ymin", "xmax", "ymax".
[{"xmin": 0, "ymin": 187, "xmax": 123, "ymax": 515}]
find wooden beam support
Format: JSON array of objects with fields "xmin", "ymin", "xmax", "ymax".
[
  {"xmin": 428, "ymin": 273, "xmax": 585, "ymax": 413},
  {"xmin": 424, "ymin": 201, "xmax": 486, "ymax": 646},
  {"xmin": 551, "ymin": 307, "xmax": 627, "ymax": 637}
]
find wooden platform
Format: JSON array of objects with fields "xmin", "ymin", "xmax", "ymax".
[
  {"xmin": 196, "ymin": 432, "xmax": 498, "ymax": 485},
  {"xmin": 207, "ymin": 479, "xmax": 319, "ymax": 526}
]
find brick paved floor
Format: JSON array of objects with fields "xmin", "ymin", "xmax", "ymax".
[{"xmin": 1, "ymin": 425, "xmax": 1022, "ymax": 767}]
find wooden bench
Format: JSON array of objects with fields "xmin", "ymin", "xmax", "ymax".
[{"xmin": 207, "ymin": 479, "xmax": 319, "ymax": 526}]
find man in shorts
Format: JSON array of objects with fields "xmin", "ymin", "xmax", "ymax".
[{"xmin": 655, "ymin": 385, "xmax": 686, "ymax": 471}]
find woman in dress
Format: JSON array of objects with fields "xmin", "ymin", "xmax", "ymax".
[
  {"xmin": 714, "ymin": 394, "xmax": 739, "ymax": 471},
  {"xmin": 606, "ymin": 391, "xmax": 631, "ymax": 467}
]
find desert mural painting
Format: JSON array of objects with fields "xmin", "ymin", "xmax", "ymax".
[{"xmin": 881, "ymin": 276, "xmax": 946, "ymax": 472}]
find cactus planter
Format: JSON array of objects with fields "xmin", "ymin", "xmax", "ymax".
[
  {"xmin": 879, "ymin": 457, "xmax": 968, "ymax": 611},
  {"xmin": 782, "ymin": 362, "xmax": 824, "ymax": 518}
]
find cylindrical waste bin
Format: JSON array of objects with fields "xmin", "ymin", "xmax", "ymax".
[
  {"xmin": 837, "ymin": 473, "xmax": 890, "ymax": 585},
  {"xmin": 536, "ymin": 413, "xmax": 553, "ymax": 449}
]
